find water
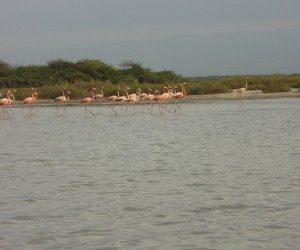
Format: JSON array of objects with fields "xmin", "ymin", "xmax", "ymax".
[{"xmin": 1, "ymin": 99, "xmax": 300, "ymax": 250}]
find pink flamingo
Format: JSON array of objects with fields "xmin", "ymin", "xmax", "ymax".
[
  {"xmin": 23, "ymin": 88, "xmax": 38, "ymax": 104},
  {"xmin": 22, "ymin": 88, "xmax": 38, "ymax": 113},
  {"xmin": 153, "ymin": 87, "xmax": 169, "ymax": 113},
  {"xmin": 81, "ymin": 88, "xmax": 96, "ymax": 116},
  {"xmin": 54, "ymin": 88, "xmax": 71, "ymax": 112},
  {"xmin": 0, "ymin": 90, "xmax": 15, "ymax": 105},
  {"xmin": 172, "ymin": 82, "xmax": 187, "ymax": 111},
  {"xmin": 114, "ymin": 88, "xmax": 128, "ymax": 113},
  {"xmin": 107, "ymin": 87, "xmax": 120, "ymax": 102},
  {"xmin": 94, "ymin": 86, "xmax": 104, "ymax": 100},
  {"xmin": 94, "ymin": 86, "xmax": 104, "ymax": 112},
  {"xmin": 138, "ymin": 88, "xmax": 148, "ymax": 112},
  {"xmin": 123, "ymin": 87, "xmax": 140, "ymax": 112},
  {"xmin": 107, "ymin": 87, "xmax": 120, "ymax": 114},
  {"xmin": 144, "ymin": 88, "xmax": 156, "ymax": 114},
  {"xmin": 128, "ymin": 88, "xmax": 140, "ymax": 99},
  {"xmin": 172, "ymin": 82, "xmax": 187, "ymax": 99},
  {"xmin": 0, "ymin": 90, "xmax": 15, "ymax": 117}
]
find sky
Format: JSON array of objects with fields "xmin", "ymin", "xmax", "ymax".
[{"xmin": 1, "ymin": 0, "xmax": 300, "ymax": 76}]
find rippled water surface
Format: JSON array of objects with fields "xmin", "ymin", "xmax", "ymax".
[{"xmin": 1, "ymin": 99, "xmax": 300, "ymax": 250}]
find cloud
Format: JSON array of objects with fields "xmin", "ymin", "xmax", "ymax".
[{"xmin": 1, "ymin": 17, "xmax": 299, "ymax": 52}]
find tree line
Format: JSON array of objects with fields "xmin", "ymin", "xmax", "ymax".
[
  {"xmin": 0, "ymin": 58, "xmax": 299, "ymax": 99},
  {"xmin": 0, "ymin": 59, "xmax": 183, "ymax": 88}
]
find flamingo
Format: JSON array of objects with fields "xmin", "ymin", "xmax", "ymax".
[
  {"xmin": 144, "ymin": 88, "xmax": 156, "ymax": 114},
  {"xmin": 107, "ymin": 87, "xmax": 120, "ymax": 114},
  {"xmin": 138, "ymin": 89, "xmax": 148, "ymax": 112},
  {"xmin": 173, "ymin": 82, "xmax": 187, "ymax": 99},
  {"xmin": 22, "ymin": 88, "xmax": 38, "ymax": 112},
  {"xmin": 54, "ymin": 88, "xmax": 71, "ymax": 111},
  {"xmin": 93, "ymin": 86, "xmax": 104, "ymax": 112},
  {"xmin": 153, "ymin": 88, "xmax": 169, "ymax": 113},
  {"xmin": 94, "ymin": 86, "xmax": 104, "ymax": 100},
  {"xmin": 114, "ymin": 88, "xmax": 128, "ymax": 113},
  {"xmin": 23, "ymin": 88, "xmax": 38, "ymax": 104},
  {"xmin": 0, "ymin": 90, "xmax": 15, "ymax": 105},
  {"xmin": 172, "ymin": 82, "xmax": 187, "ymax": 111},
  {"xmin": 236, "ymin": 78, "xmax": 248, "ymax": 102},
  {"xmin": 115, "ymin": 90, "xmax": 127, "ymax": 102},
  {"xmin": 0, "ymin": 90, "xmax": 15, "ymax": 117},
  {"xmin": 128, "ymin": 88, "xmax": 140, "ymax": 99},
  {"xmin": 124, "ymin": 87, "xmax": 140, "ymax": 112},
  {"xmin": 107, "ymin": 87, "xmax": 120, "ymax": 102},
  {"xmin": 81, "ymin": 88, "xmax": 96, "ymax": 116}
]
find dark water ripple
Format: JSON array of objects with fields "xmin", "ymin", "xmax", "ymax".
[{"xmin": 1, "ymin": 99, "xmax": 300, "ymax": 250}]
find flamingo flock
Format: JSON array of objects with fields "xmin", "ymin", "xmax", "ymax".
[{"xmin": 0, "ymin": 83, "xmax": 188, "ymax": 118}]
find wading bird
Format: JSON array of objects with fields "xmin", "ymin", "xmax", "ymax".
[
  {"xmin": 114, "ymin": 88, "xmax": 128, "ymax": 113},
  {"xmin": 0, "ymin": 90, "xmax": 16, "ymax": 117},
  {"xmin": 173, "ymin": 82, "xmax": 187, "ymax": 99},
  {"xmin": 144, "ymin": 88, "xmax": 156, "ymax": 114},
  {"xmin": 107, "ymin": 87, "xmax": 121, "ymax": 114},
  {"xmin": 54, "ymin": 88, "xmax": 71, "ymax": 111},
  {"xmin": 236, "ymin": 78, "xmax": 248, "ymax": 102},
  {"xmin": 94, "ymin": 86, "xmax": 104, "ymax": 100},
  {"xmin": 22, "ymin": 88, "xmax": 38, "ymax": 113},
  {"xmin": 93, "ymin": 86, "xmax": 104, "ymax": 112},
  {"xmin": 0, "ymin": 90, "xmax": 15, "ymax": 105},
  {"xmin": 81, "ymin": 88, "xmax": 96, "ymax": 116},
  {"xmin": 172, "ymin": 82, "xmax": 187, "ymax": 111},
  {"xmin": 153, "ymin": 88, "xmax": 169, "ymax": 113},
  {"xmin": 124, "ymin": 87, "xmax": 141, "ymax": 112},
  {"xmin": 139, "ymin": 89, "xmax": 149, "ymax": 112}
]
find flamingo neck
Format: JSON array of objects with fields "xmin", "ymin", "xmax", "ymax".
[{"xmin": 182, "ymin": 83, "xmax": 186, "ymax": 96}]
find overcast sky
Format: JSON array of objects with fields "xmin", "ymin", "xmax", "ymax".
[{"xmin": 1, "ymin": 0, "xmax": 299, "ymax": 76}]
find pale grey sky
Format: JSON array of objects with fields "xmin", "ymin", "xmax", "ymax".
[{"xmin": 1, "ymin": 0, "xmax": 299, "ymax": 76}]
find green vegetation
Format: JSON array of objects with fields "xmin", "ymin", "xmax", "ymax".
[
  {"xmin": 187, "ymin": 75, "xmax": 300, "ymax": 94},
  {"xmin": 0, "ymin": 59, "xmax": 299, "ymax": 100}
]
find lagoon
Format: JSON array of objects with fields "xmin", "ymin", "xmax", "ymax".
[{"xmin": 1, "ymin": 99, "xmax": 299, "ymax": 250}]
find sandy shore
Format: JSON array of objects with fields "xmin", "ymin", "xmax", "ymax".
[{"xmin": 9, "ymin": 89, "xmax": 300, "ymax": 106}]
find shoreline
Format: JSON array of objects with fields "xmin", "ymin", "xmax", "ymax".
[
  {"xmin": 8, "ymin": 89, "xmax": 300, "ymax": 106},
  {"xmin": 183, "ymin": 89, "xmax": 300, "ymax": 102}
]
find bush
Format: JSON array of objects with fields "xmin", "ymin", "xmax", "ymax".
[{"xmin": 261, "ymin": 82, "xmax": 291, "ymax": 93}]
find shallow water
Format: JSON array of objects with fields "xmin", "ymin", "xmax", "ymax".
[{"xmin": 1, "ymin": 99, "xmax": 300, "ymax": 250}]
